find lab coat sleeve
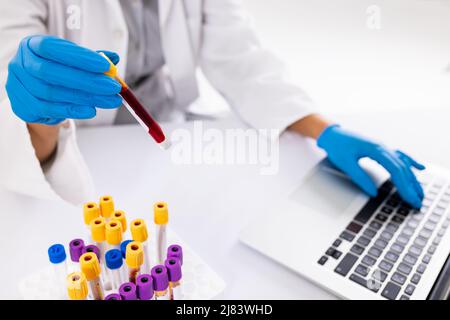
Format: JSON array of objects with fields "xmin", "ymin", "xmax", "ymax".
[
  {"xmin": 199, "ymin": 0, "xmax": 317, "ymax": 134},
  {"xmin": 0, "ymin": 0, "xmax": 96, "ymax": 204}
]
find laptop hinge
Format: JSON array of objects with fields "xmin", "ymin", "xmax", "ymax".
[{"xmin": 427, "ymin": 253, "xmax": 450, "ymax": 300}]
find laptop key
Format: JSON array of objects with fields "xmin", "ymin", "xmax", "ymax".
[
  {"xmin": 350, "ymin": 273, "xmax": 380, "ymax": 293},
  {"xmin": 404, "ymin": 254, "xmax": 418, "ymax": 266},
  {"xmin": 432, "ymin": 236, "xmax": 442, "ymax": 246},
  {"xmin": 402, "ymin": 227, "xmax": 414, "ymax": 237},
  {"xmin": 428, "ymin": 245, "xmax": 437, "ymax": 255},
  {"xmin": 424, "ymin": 221, "xmax": 437, "ymax": 231},
  {"xmin": 405, "ymin": 284, "xmax": 415, "ymax": 296},
  {"xmin": 381, "ymin": 207, "xmax": 393, "ymax": 215},
  {"xmin": 400, "ymin": 295, "xmax": 410, "ymax": 300},
  {"xmin": 397, "ymin": 207, "xmax": 410, "ymax": 216},
  {"xmin": 368, "ymin": 246, "xmax": 382, "ymax": 258},
  {"xmin": 350, "ymin": 244, "xmax": 365, "ymax": 255},
  {"xmin": 385, "ymin": 251, "xmax": 399, "ymax": 263},
  {"xmin": 417, "ymin": 263, "xmax": 426, "ymax": 274},
  {"xmin": 376, "ymin": 214, "xmax": 388, "ymax": 222},
  {"xmin": 382, "ymin": 282, "xmax": 401, "ymax": 300},
  {"xmin": 392, "ymin": 272, "xmax": 407, "ymax": 285},
  {"xmin": 379, "ymin": 260, "xmax": 394, "ymax": 272},
  {"xmin": 335, "ymin": 253, "xmax": 359, "ymax": 277},
  {"xmin": 318, "ymin": 256, "xmax": 328, "ymax": 265},
  {"xmin": 369, "ymin": 220, "xmax": 383, "ymax": 230},
  {"xmin": 397, "ymin": 262, "xmax": 412, "ymax": 275},
  {"xmin": 411, "ymin": 273, "xmax": 421, "ymax": 285},
  {"xmin": 374, "ymin": 238, "xmax": 388, "ymax": 249},
  {"xmin": 347, "ymin": 222, "xmax": 363, "ymax": 234},
  {"xmin": 340, "ymin": 231, "xmax": 355, "ymax": 242},
  {"xmin": 362, "ymin": 255, "xmax": 376, "ymax": 266},
  {"xmin": 363, "ymin": 228, "xmax": 377, "ymax": 239},
  {"xmin": 414, "ymin": 236, "xmax": 427, "ymax": 248},
  {"xmin": 357, "ymin": 236, "xmax": 371, "ymax": 247},
  {"xmin": 397, "ymin": 234, "xmax": 410, "ymax": 245},
  {"xmin": 355, "ymin": 264, "xmax": 369, "ymax": 277},
  {"xmin": 422, "ymin": 254, "xmax": 431, "ymax": 264},
  {"xmin": 380, "ymin": 231, "xmax": 393, "ymax": 241},
  {"xmin": 385, "ymin": 222, "xmax": 399, "ymax": 233},
  {"xmin": 419, "ymin": 229, "xmax": 432, "ymax": 239},
  {"xmin": 392, "ymin": 215, "xmax": 405, "ymax": 224},
  {"xmin": 391, "ymin": 243, "xmax": 405, "ymax": 254},
  {"xmin": 407, "ymin": 220, "xmax": 419, "ymax": 229},
  {"xmin": 409, "ymin": 245, "xmax": 423, "ymax": 257},
  {"xmin": 333, "ymin": 239, "xmax": 342, "ymax": 248}
]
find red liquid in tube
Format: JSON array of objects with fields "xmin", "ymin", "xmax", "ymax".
[{"xmin": 120, "ymin": 87, "xmax": 166, "ymax": 144}]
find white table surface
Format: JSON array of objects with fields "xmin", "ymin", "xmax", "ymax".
[{"xmin": 1, "ymin": 109, "xmax": 449, "ymax": 299}]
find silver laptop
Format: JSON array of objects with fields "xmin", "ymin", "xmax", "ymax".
[{"xmin": 240, "ymin": 159, "xmax": 450, "ymax": 300}]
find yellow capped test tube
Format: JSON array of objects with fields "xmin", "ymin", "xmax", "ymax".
[
  {"xmin": 100, "ymin": 195, "xmax": 114, "ymax": 220},
  {"xmin": 80, "ymin": 252, "xmax": 104, "ymax": 300},
  {"xmin": 83, "ymin": 202, "xmax": 100, "ymax": 242},
  {"xmin": 90, "ymin": 216, "xmax": 109, "ymax": 287},
  {"xmin": 67, "ymin": 272, "xmax": 88, "ymax": 300},
  {"xmin": 154, "ymin": 202, "xmax": 169, "ymax": 264},
  {"xmin": 106, "ymin": 220, "xmax": 123, "ymax": 250},
  {"xmin": 130, "ymin": 219, "xmax": 150, "ymax": 273},
  {"xmin": 111, "ymin": 210, "xmax": 127, "ymax": 233},
  {"xmin": 125, "ymin": 241, "xmax": 144, "ymax": 283}
]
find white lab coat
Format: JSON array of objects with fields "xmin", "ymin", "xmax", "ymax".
[{"xmin": 0, "ymin": 0, "xmax": 316, "ymax": 204}]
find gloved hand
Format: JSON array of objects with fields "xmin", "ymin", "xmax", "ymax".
[
  {"xmin": 317, "ymin": 125, "xmax": 425, "ymax": 208},
  {"xmin": 6, "ymin": 35, "xmax": 122, "ymax": 125}
]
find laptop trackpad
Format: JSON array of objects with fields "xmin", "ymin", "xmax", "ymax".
[{"xmin": 288, "ymin": 161, "xmax": 361, "ymax": 218}]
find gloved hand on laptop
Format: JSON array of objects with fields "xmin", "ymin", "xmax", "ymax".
[
  {"xmin": 6, "ymin": 35, "xmax": 122, "ymax": 125},
  {"xmin": 317, "ymin": 125, "xmax": 425, "ymax": 209}
]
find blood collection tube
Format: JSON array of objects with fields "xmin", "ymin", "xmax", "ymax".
[
  {"xmin": 106, "ymin": 220, "xmax": 123, "ymax": 250},
  {"xmin": 67, "ymin": 272, "xmax": 88, "ymax": 300},
  {"xmin": 111, "ymin": 210, "xmax": 127, "ymax": 233},
  {"xmin": 154, "ymin": 202, "xmax": 169, "ymax": 264},
  {"xmin": 120, "ymin": 240, "xmax": 133, "ymax": 259},
  {"xmin": 69, "ymin": 239, "xmax": 84, "ymax": 272},
  {"xmin": 82, "ymin": 244, "xmax": 100, "ymax": 261},
  {"xmin": 151, "ymin": 265, "xmax": 170, "ymax": 300},
  {"xmin": 90, "ymin": 217, "xmax": 106, "ymax": 259},
  {"xmin": 136, "ymin": 274, "xmax": 154, "ymax": 300},
  {"xmin": 105, "ymin": 293, "xmax": 122, "ymax": 300},
  {"xmin": 99, "ymin": 195, "xmax": 114, "ymax": 221},
  {"xmin": 130, "ymin": 219, "xmax": 150, "ymax": 273},
  {"xmin": 165, "ymin": 258, "xmax": 183, "ymax": 300},
  {"xmin": 167, "ymin": 244, "xmax": 183, "ymax": 266},
  {"xmin": 83, "ymin": 202, "xmax": 100, "ymax": 242},
  {"xmin": 82, "ymin": 244, "xmax": 110, "ymax": 290},
  {"xmin": 48, "ymin": 244, "xmax": 68, "ymax": 299},
  {"xmin": 105, "ymin": 249, "xmax": 127, "ymax": 291},
  {"xmin": 80, "ymin": 252, "xmax": 104, "ymax": 300},
  {"xmin": 119, "ymin": 282, "xmax": 138, "ymax": 300},
  {"xmin": 100, "ymin": 53, "xmax": 171, "ymax": 150},
  {"xmin": 125, "ymin": 241, "xmax": 144, "ymax": 283}
]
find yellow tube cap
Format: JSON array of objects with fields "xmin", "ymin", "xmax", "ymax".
[
  {"xmin": 130, "ymin": 219, "xmax": 148, "ymax": 242},
  {"xmin": 80, "ymin": 253, "xmax": 101, "ymax": 280},
  {"xmin": 99, "ymin": 195, "xmax": 114, "ymax": 219},
  {"xmin": 111, "ymin": 210, "xmax": 127, "ymax": 233},
  {"xmin": 154, "ymin": 202, "xmax": 169, "ymax": 225},
  {"xmin": 67, "ymin": 272, "xmax": 88, "ymax": 300},
  {"xmin": 83, "ymin": 202, "xmax": 100, "ymax": 225},
  {"xmin": 90, "ymin": 217, "xmax": 106, "ymax": 243},
  {"xmin": 125, "ymin": 241, "xmax": 144, "ymax": 269},
  {"xmin": 105, "ymin": 220, "xmax": 123, "ymax": 245}
]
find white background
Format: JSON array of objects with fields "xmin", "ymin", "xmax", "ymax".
[{"xmin": 200, "ymin": 0, "xmax": 450, "ymax": 115}]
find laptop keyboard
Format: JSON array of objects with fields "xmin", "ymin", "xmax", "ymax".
[{"xmin": 318, "ymin": 174, "xmax": 450, "ymax": 300}]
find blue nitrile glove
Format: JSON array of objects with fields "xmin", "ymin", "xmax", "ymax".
[
  {"xmin": 317, "ymin": 125, "xmax": 425, "ymax": 208},
  {"xmin": 6, "ymin": 35, "xmax": 122, "ymax": 125}
]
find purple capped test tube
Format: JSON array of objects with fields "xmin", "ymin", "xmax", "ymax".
[
  {"xmin": 105, "ymin": 293, "xmax": 122, "ymax": 300},
  {"xmin": 151, "ymin": 265, "xmax": 169, "ymax": 300},
  {"xmin": 167, "ymin": 244, "xmax": 183, "ymax": 265},
  {"xmin": 165, "ymin": 258, "xmax": 182, "ymax": 300},
  {"xmin": 69, "ymin": 239, "xmax": 85, "ymax": 263},
  {"xmin": 119, "ymin": 282, "xmax": 137, "ymax": 300},
  {"xmin": 136, "ymin": 274, "xmax": 154, "ymax": 300}
]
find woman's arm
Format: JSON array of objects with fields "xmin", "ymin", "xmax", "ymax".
[
  {"xmin": 288, "ymin": 114, "xmax": 331, "ymax": 139},
  {"xmin": 27, "ymin": 123, "xmax": 60, "ymax": 164}
]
